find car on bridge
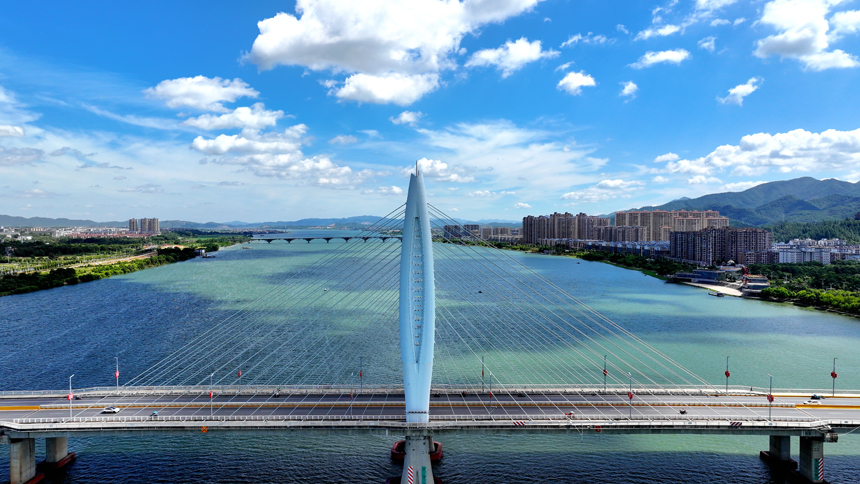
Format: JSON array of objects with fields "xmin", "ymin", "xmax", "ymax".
[{"xmin": 101, "ymin": 406, "xmax": 121, "ymax": 414}]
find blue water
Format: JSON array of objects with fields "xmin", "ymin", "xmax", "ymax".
[{"xmin": 1, "ymin": 234, "xmax": 858, "ymax": 483}]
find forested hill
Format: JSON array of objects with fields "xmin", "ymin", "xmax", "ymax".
[
  {"xmin": 628, "ymin": 177, "xmax": 860, "ymax": 227},
  {"xmin": 769, "ymin": 219, "xmax": 860, "ymax": 243}
]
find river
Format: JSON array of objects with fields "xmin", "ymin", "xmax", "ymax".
[{"xmin": 1, "ymin": 231, "xmax": 858, "ymax": 483}]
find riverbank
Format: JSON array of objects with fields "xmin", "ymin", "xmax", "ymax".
[{"xmin": 0, "ymin": 247, "xmax": 198, "ymax": 297}]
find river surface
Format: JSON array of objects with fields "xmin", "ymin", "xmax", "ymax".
[{"xmin": 1, "ymin": 231, "xmax": 859, "ymax": 483}]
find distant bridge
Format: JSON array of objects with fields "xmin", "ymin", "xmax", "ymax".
[{"xmin": 250, "ymin": 235, "xmax": 402, "ymax": 243}]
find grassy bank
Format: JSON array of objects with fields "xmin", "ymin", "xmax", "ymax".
[{"xmin": 0, "ymin": 247, "xmax": 198, "ymax": 297}]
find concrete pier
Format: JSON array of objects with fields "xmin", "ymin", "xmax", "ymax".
[
  {"xmin": 9, "ymin": 438, "xmax": 44, "ymax": 484},
  {"xmin": 796, "ymin": 435, "xmax": 831, "ymax": 483},
  {"xmin": 401, "ymin": 432, "xmax": 435, "ymax": 484},
  {"xmin": 40, "ymin": 436, "xmax": 76, "ymax": 471},
  {"xmin": 760, "ymin": 435, "xmax": 797, "ymax": 470}
]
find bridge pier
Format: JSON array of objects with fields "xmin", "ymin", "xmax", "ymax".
[
  {"xmin": 9, "ymin": 438, "xmax": 43, "ymax": 484},
  {"xmin": 401, "ymin": 431, "xmax": 435, "ymax": 484},
  {"xmin": 41, "ymin": 436, "xmax": 76, "ymax": 472},
  {"xmin": 760, "ymin": 435, "xmax": 797, "ymax": 470},
  {"xmin": 795, "ymin": 435, "xmax": 835, "ymax": 483}
]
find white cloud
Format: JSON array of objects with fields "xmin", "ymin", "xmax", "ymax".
[
  {"xmin": 635, "ymin": 24, "xmax": 681, "ymax": 40},
  {"xmin": 465, "ymin": 38, "xmax": 559, "ymax": 77},
  {"xmin": 333, "ymin": 73, "xmax": 439, "ymax": 105},
  {"xmin": 554, "ymin": 61, "xmax": 574, "ymax": 72},
  {"xmin": 329, "ymin": 135, "xmax": 358, "ymax": 145},
  {"xmin": 557, "ymin": 71, "xmax": 596, "ymax": 95},
  {"xmin": 120, "ymin": 183, "xmax": 165, "ymax": 194},
  {"xmin": 831, "ymin": 10, "xmax": 860, "ymax": 38},
  {"xmin": 733, "ymin": 17, "xmax": 747, "ymax": 26},
  {"xmin": 620, "ymin": 81, "xmax": 638, "ymax": 98},
  {"xmin": 617, "ymin": 24, "xmax": 630, "ymax": 34},
  {"xmin": 711, "ymin": 18, "xmax": 730, "ymax": 26},
  {"xmin": 245, "ymin": 0, "xmax": 540, "ymax": 104},
  {"xmin": 560, "ymin": 179, "xmax": 645, "ymax": 203},
  {"xmin": 654, "ymin": 152, "xmax": 680, "ymax": 163},
  {"xmin": 698, "ymin": 36, "xmax": 716, "ymax": 52},
  {"xmin": 218, "ymin": 181, "xmax": 245, "ymax": 187},
  {"xmin": 84, "ymin": 105, "xmax": 183, "ymax": 131},
  {"xmin": 467, "ymin": 189, "xmax": 516, "ymax": 198},
  {"xmin": 652, "ymin": 175, "xmax": 670, "ymax": 183},
  {"xmin": 560, "ymin": 33, "xmax": 613, "ymax": 47},
  {"xmin": 656, "ymin": 127, "xmax": 860, "ymax": 177},
  {"xmin": 182, "ymin": 103, "xmax": 284, "ymax": 130},
  {"xmin": 514, "ymin": 202, "xmax": 532, "ymax": 209},
  {"xmin": 630, "ymin": 49, "xmax": 691, "ymax": 68},
  {"xmin": 687, "ymin": 175, "xmax": 722, "ymax": 184},
  {"xmin": 191, "ymin": 124, "xmax": 308, "ymax": 155},
  {"xmin": 0, "ymin": 147, "xmax": 42, "ymax": 166},
  {"xmin": 362, "ymin": 186, "xmax": 404, "ymax": 195},
  {"xmin": 722, "ymin": 180, "xmax": 767, "ymax": 191},
  {"xmin": 144, "ymin": 76, "xmax": 258, "ymax": 112},
  {"xmin": 754, "ymin": 0, "xmax": 860, "ymax": 71},
  {"xmin": 360, "ymin": 129, "xmax": 381, "ymax": 138},
  {"xmin": 407, "ymin": 158, "xmax": 475, "ymax": 182},
  {"xmin": 0, "ymin": 125, "xmax": 24, "ymax": 137},
  {"xmin": 212, "ymin": 153, "xmax": 377, "ymax": 188},
  {"xmin": 390, "ymin": 110, "xmax": 425, "ymax": 126},
  {"xmin": 718, "ymin": 77, "xmax": 763, "ymax": 105},
  {"xmin": 695, "ymin": 0, "xmax": 740, "ymax": 11}
]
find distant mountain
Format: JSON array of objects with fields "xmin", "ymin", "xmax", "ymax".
[
  {"xmin": 632, "ymin": 177, "xmax": 860, "ymax": 227},
  {"xmin": 0, "ymin": 215, "xmax": 123, "ymax": 228}
]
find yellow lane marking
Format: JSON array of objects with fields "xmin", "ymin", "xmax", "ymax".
[{"xmin": 0, "ymin": 406, "xmax": 41, "ymax": 411}]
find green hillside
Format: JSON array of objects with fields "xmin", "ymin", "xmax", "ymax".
[{"xmin": 632, "ymin": 177, "xmax": 860, "ymax": 227}]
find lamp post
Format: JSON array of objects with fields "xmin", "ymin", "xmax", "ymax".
[
  {"xmin": 68, "ymin": 374, "xmax": 74, "ymax": 419},
  {"xmin": 115, "ymin": 356, "xmax": 120, "ymax": 392},
  {"xmin": 359, "ymin": 356, "xmax": 364, "ymax": 393},
  {"xmin": 481, "ymin": 355, "xmax": 485, "ymax": 393},
  {"xmin": 832, "ymin": 358, "xmax": 838, "ymax": 397},
  {"xmin": 210, "ymin": 372, "xmax": 215, "ymax": 418},
  {"xmin": 628, "ymin": 373, "xmax": 633, "ymax": 420},
  {"xmin": 767, "ymin": 374, "xmax": 773, "ymax": 421},
  {"xmin": 603, "ymin": 355, "xmax": 608, "ymax": 393},
  {"xmin": 725, "ymin": 356, "xmax": 730, "ymax": 395}
]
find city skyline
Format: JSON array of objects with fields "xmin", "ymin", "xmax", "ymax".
[{"xmin": 1, "ymin": 0, "xmax": 859, "ymax": 222}]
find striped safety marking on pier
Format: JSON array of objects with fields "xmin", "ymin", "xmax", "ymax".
[
  {"xmin": 729, "ymin": 422, "xmax": 743, "ymax": 427},
  {"xmin": 817, "ymin": 457, "xmax": 824, "ymax": 481},
  {"xmin": 513, "ymin": 421, "xmax": 526, "ymax": 426},
  {"xmin": 407, "ymin": 466, "xmax": 414, "ymax": 484}
]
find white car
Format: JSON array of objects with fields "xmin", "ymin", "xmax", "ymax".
[
  {"xmin": 101, "ymin": 406, "xmax": 121, "ymax": 414},
  {"xmin": 801, "ymin": 400, "xmax": 820, "ymax": 405}
]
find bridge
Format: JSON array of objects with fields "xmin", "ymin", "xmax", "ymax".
[
  {"xmin": 2, "ymin": 169, "xmax": 856, "ymax": 484},
  {"xmin": 250, "ymin": 235, "xmax": 402, "ymax": 243}
]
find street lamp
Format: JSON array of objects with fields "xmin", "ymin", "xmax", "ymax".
[
  {"xmin": 210, "ymin": 372, "xmax": 215, "ymax": 418},
  {"xmin": 767, "ymin": 374, "xmax": 773, "ymax": 421},
  {"xmin": 725, "ymin": 356, "xmax": 730, "ymax": 395},
  {"xmin": 603, "ymin": 355, "xmax": 608, "ymax": 393},
  {"xmin": 832, "ymin": 358, "xmax": 838, "ymax": 397},
  {"xmin": 115, "ymin": 356, "xmax": 120, "ymax": 392},
  {"xmin": 628, "ymin": 373, "xmax": 633, "ymax": 420},
  {"xmin": 68, "ymin": 374, "xmax": 75, "ymax": 419}
]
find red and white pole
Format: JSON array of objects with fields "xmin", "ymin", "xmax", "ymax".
[
  {"xmin": 832, "ymin": 358, "xmax": 838, "ymax": 397},
  {"xmin": 725, "ymin": 356, "xmax": 730, "ymax": 395}
]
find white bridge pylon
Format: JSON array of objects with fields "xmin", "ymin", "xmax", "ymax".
[{"xmin": 399, "ymin": 170, "xmax": 435, "ymax": 423}]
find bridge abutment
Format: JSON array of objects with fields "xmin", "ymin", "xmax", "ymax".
[
  {"xmin": 796, "ymin": 435, "xmax": 834, "ymax": 483},
  {"xmin": 9, "ymin": 438, "xmax": 43, "ymax": 484}
]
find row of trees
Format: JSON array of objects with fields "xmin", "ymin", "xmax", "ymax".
[
  {"xmin": 0, "ymin": 248, "xmax": 198, "ymax": 297},
  {"xmin": 747, "ymin": 260, "xmax": 860, "ymax": 292},
  {"xmin": 760, "ymin": 287, "xmax": 860, "ymax": 315}
]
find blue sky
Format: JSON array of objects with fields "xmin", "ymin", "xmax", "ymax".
[{"xmin": 1, "ymin": 0, "xmax": 859, "ymax": 223}]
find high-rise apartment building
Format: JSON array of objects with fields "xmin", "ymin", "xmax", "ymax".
[
  {"xmin": 670, "ymin": 227, "xmax": 772, "ymax": 265},
  {"xmin": 521, "ymin": 212, "xmax": 611, "ymax": 244},
  {"xmin": 615, "ymin": 210, "xmax": 729, "ymax": 241},
  {"xmin": 139, "ymin": 218, "xmax": 160, "ymax": 233},
  {"xmin": 128, "ymin": 219, "xmax": 139, "ymax": 232}
]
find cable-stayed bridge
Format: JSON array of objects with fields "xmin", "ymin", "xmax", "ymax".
[{"xmin": 2, "ymin": 170, "xmax": 857, "ymax": 484}]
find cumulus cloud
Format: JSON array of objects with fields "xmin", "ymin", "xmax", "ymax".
[
  {"xmin": 390, "ymin": 111, "xmax": 424, "ymax": 126},
  {"xmin": 560, "ymin": 179, "xmax": 645, "ymax": 203},
  {"xmin": 329, "ymin": 135, "xmax": 358, "ymax": 145},
  {"xmin": 560, "ymin": 32, "xmax": 613, "ymax": 47},
  {"xmin": 718, "ymin": 77, "xmax": 763, "ymax": 105},
  {"xmin": 617, "ymin": 24, "xmax": 630, "ymax": 34},
  {"xmin": 711, "ymin": 18, "xmax": 730, "ymax": 26},
  {"xmin": 191, "ymin": 124, "xmax": 308, "ymax": 155},
  {"xmin": 212, "ymin": 154, "xmax": 377, "ymax": 188},
  {"xmin": 467, "ymin": 190, "xmax": 516, "ymax": 197},
  {"xmin": 514, "ymin": 202, "xmax": 532, "ymax": 209},
  {"xmin": 333, "ymin": 73, "xmax": 439, "ymax": 106},
  {"xmin": 244, "ymin": 0, "xmax": 540, "ymax": 104},
  {"xmin": 655, "ymin": 127, "xmax": 860, "ymax": 178},
  {"xmin": 630, "ymin": 49, "xmax": 691, "ymax": 68},
  {"xmin": 831, "ymin": 10, "xmax": 860, "ymax": 38},
  {"xmin": 50, "ymin": 147, "xmax": 96, "ymax": 159},
  {"xmin": 635, "ymin": 24, "xmax": 681, "ymax": 40},
  {"xmin": 465, "ymin": 38, "xmax": 558, "ymax": 77},
  {"xmin": 754, "ymin": 0, "xmax": 860, "ymax": 71},
  {"xmin": 362, "ymin": 186, "xmax": 404, "ymax": 195},
  {"xmin": 557, "ymin": 71, "xmax": 596, "ymax": 95},
  {"xmin": 144, "ymin": 76, "xmax": 258, "ymax": 112},
  {"xmin": 687, "ymin": 175, "xmax": 722, "ymax": 184},
  {"xmin": 652, "ymin": 175, "xmax": 670, "ymax": 183},
  {"xmin": 654, "ymin": 153, "xmax": 680, "ymax": 163},
  {"xmin": 0, "ymin": 147, "xmax": 42, "ymax": 166},
  {"xmin": 734, "ymin": 17, "xmax": 747, "ymax": 26},
  {"xmin": 183, "ymin": 103, "xmax": 284, "ymax": 130},
  {"xmin": 722, "ymin": 180, "xmax": 767, "ymax": 191},
  {"xmin": 407, "ymin": 157, "xmax": 475, "ymax": 182},
  {"xmin": 620, "ymin": 81, "xmax": 638, "ymax": 98},
  {"xmin": 695, "ymin": 0, "xmax": 740, "ymax": 10},
  {"xmin": 0, "ymin": 125, "xmax": 24, "ymax": 137},
  {"xmin": 698, "ymin": 36, "xmax": 716, "ymax": 52}
]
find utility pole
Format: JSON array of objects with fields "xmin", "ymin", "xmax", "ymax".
[
  {"xmin": 482, "ymin": 355, "xmax": 485, "ymax": 393},
  {"xmin": 210, "ymin": 371, "xmax": 215, "ymax": 418},
  {"xmin": 767, "ymin": 374, "xmax": 773, "ymax": 421},
  {"xmin": 115, "ymin": 356, "xmax": 120, "ymax": 392},
  {"xmin": 628, "ymin": 373, "xmax": 633, "ymax": 420},
  {"xmin": 359, "ymin": 356, "xmax": 364, "ymax": 393},
  {"xmin": 725, "ymin": 356, "xmax": 730, "ymax": 395}
]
